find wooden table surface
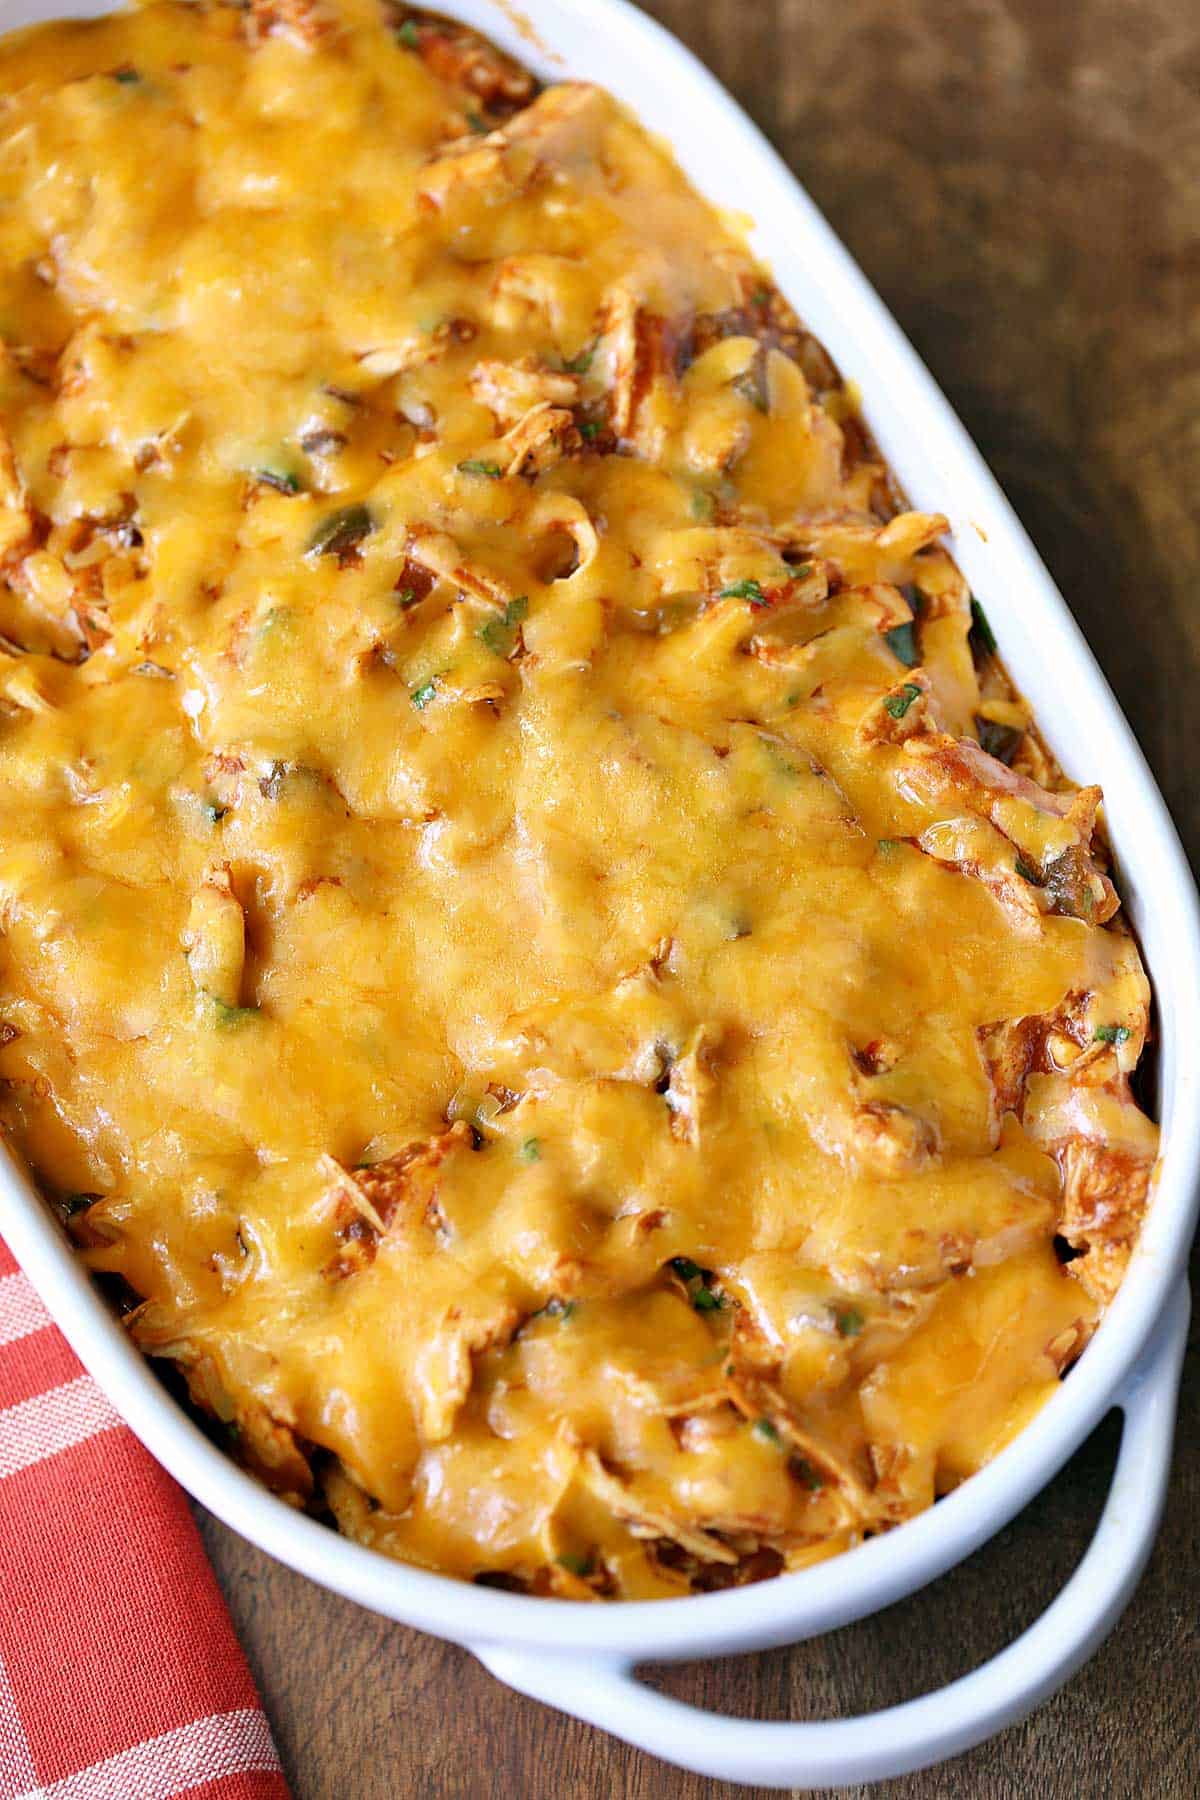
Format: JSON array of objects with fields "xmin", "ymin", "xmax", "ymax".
[{"xmin": 197, "ymin": 1, "xmax": 1200, "ymax": 1793}]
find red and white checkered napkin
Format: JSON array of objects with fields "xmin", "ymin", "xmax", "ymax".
[{"xmin": 0, "ymin": 1237, "xmax": 291, "ymax": 1800}]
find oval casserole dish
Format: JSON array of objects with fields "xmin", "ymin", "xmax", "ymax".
[{"xmin": 0, "ymin": 0, "xmax": 1196, "ymax": 1786}]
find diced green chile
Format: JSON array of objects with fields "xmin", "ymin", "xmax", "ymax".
[
  {"xmin": 976, "ymin": 716, "xmax": 1022, "ymax": 764},
  {"xmin": 885, "ymin": 621, "xmax": 918, "ymax": 667},
  {"xmin": 307, "ymin": 504, "xmax": 375, "ymax": 558},
  {"xmin": 255, "ymin": 466, "xmax": 301, "ymax": 495}
]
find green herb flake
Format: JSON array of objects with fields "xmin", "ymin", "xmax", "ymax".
[
  {"xmin": 562, "ymin": 343, "xmax": 595, "ymax": 375},
  {"xmin": 969, "ymin": 596, "xmax": 997, "ymax": 656},
  {"xmin": 752, "ymin": 1418, "xmax": 782, "ymax": 1446},
  {"xmin": 1015, "ymin": 856, "xmax": 1041, "ymax": 884},
  {"xmin": 480, "ymin": 595, "xmax": 529, "ymax": 656},
  {"xmin": 784, "ymin": 690, "xmax": 802, "ymax": 709},
  {"xmin": 395, "ymin": 18, "xmax": 419, "ymax": 46},
  {"xmin": 112, "ymin": 66, "xmax": 140, "ymax": 84},
  {"xmin": 396, "ymin": 587, "xmax": 418, "ymax": 609},
  {"xmin": 670, "ymin": 1256, "xmax": 701, "ymax": 1282},
  {"xmin": 690, "ymin": 488, "xmax": 714, "ymax": 521},
  {"xmin": 411, "ymin": 679, "xmax": 438, "ymax": 711},
  {"xmin": 519, "ymin": 1137, "xmax": 541, "ymax": 1163},
  {"xmin": 791, "ymin": 1457, "xmax": 825, "ymax": 1492},
  {"xmin": 884, "ymin": 682, "xmax": 922, "ymax": 719},
  {"xmin": 465, "ymin": 109, "xmax": 488, "ymax": 134},
  {"xmin": 719, "ymin": 578, "xmax": 766, "ymax": 606},
  {"xmin": 204, "ymin": 802, "xmax": 228, "ymax": 825},
  {"xmin": 836, "ymin": 1307, "xmax": 865, "ymax": 1337},
  {"xmin": 1094, "ymin": 1024, "xmax": 1131, "ymax": 1046},
  {"xmin": 885, "ymin": 620, "xmax": 918, "ymax": 667},
  {"xmin": 578, "ymin": 421, "xmax": 601, "ymax": 442},
  {"xmin": 210, "ymin": 997, "xmax": 259, "ymax": 1028},
  {"xmin": 877, "ymin": 837, "xmax": 900, "ymax": 853},
  {"xmin": 556, "ymin": 1552, "xmax": 593, "ymax": 1577},
  {"xmin": 761, "ymin": 736, "xmax": 799, "ymax": 779},
  {"xmin": 306, "ymin": 503, "xmax": 375, "ymax": 558},
  {"xmin": 456, "ymin": 458, "xmax": 503, "ymax": 479},
  {"xmin": 254, "ymin": 466, "xmax": 301, "ymax": 495},
  {"xmin": 692, "ymin": 1287, "xmax": 722, "ymax": 1313},
  {"xmin": 976, "ymin": 717, "xmax": 1022, "ymax": 765},
  {"xmin": 789, "ymin": 561, "xmax": 814, "ymax": 580}
]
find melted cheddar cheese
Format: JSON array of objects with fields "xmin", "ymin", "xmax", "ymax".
[{"xmin": 0, "ymin": 1, "xmax": 1158, "ymax": 1599}]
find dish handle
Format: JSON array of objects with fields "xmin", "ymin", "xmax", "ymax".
[{"xmin": 476, "ymin": 1278, "xmax": 1189, "ymax": 1789}]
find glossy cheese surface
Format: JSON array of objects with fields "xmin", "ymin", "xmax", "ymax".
[{"xmin": 0, "ymin": 0, "xmax": 1157, "ymax": 1598}]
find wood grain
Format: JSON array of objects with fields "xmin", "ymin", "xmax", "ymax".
[{"xmin": 196, "ymin": 1, "xmax": 1200, "ymax": 1792}]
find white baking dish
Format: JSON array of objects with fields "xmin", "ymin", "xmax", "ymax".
[{"xmin": 1, "ymin": 0, "xmax": 1196, "ymax": 1786}]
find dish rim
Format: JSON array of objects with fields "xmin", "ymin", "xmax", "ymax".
[{"xmin": 0, "ymin": 0, "xmax": 1197, "ymax": 1668}]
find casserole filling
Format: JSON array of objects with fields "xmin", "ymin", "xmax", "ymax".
[{"xmin": 0, "ymin": 0, "xmax": 1158, "ymax": 1599}]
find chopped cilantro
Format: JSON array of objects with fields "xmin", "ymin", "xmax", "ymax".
[
  {"xmin": 578, "ymin": 421, "xmax": 601, "ymax": 441},
  {"xmin": 395, "ymin": 18, "xmax": 419, "ymax": 47},
  {"xmin": 204, "ymin": 802, "xmax": 228, "ymax": 825},
  {"xmin": 836, "ymin": 1307, "xmax": 865, "ymax": 1337},
  {"xmin": 1095, "ymin": 1024, "xmax": 1131, "ymax": 1046},
  {"xmin": 456, "ymin": 458, "xmax": 502, "ymax": 478},
  {"xmin": 720, "ymin": 578, "xmax": 766, "ymax": 605},
  {"xmin": 112, "ymin": 66, "xmax": 140, "ymax": 84},
  {"xmin": 306, "ymin": 503, "xmax": 375, "ymax": 558},
  {"xmin": 556, "ymin": 1552, "xmax": 593, "ymax": 1577},
  {"xmin": 885, "ymin": 621, "xmax": 918, "ymax": 667},
  {"xmin": 789, "ymin": 562, "xmax": 814, "ymax": 580},
  {"xmin": 670, "ymin": 1256, "xmax": 701, "ymax": 1281},
  {"xmin": 692, "ymin": 1287, "xmax": 722, "ymax": 1313},
  {"xmin": 752, "ymin": 1418, "xmax": 782, "ymax": 1446},
  {"xmin": 519, "ymin": 1137, "xmax": 541, "ymax": 1163},
  {"xmin": 465, "ymin": 109, "xmax": 488, "ymax": 134},
  {"xmin": 411, "ymin": 679, "xmax": 438, "ymax": 710},
  {"xmin": 396, "ymin": 587, "xmax": 418, "ymax": 609},
  {"xmin": 877, "ymin": 838, "xmax": 900, "ymax": 853},
  {"xmin": 690, "ymin": 488, "xmax": 714, "ymax": 520},
  {"xmin": 562, "ymin": 343, "xmax": 595, "ymax": 375},
  {"xmin": 480, "ymin": 595, "xmax": 529, "ymax": 656},
  {"xmin": 884, "ymin": 682, "xmax": 922, "ymax": 719},
  {"xmin": 1015, "ymin": 856, "xmax": 1041, "ymax": 884},
  {"xmin": 969, "ymin": 596, "xmax": 997, "ymax": 656}
]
